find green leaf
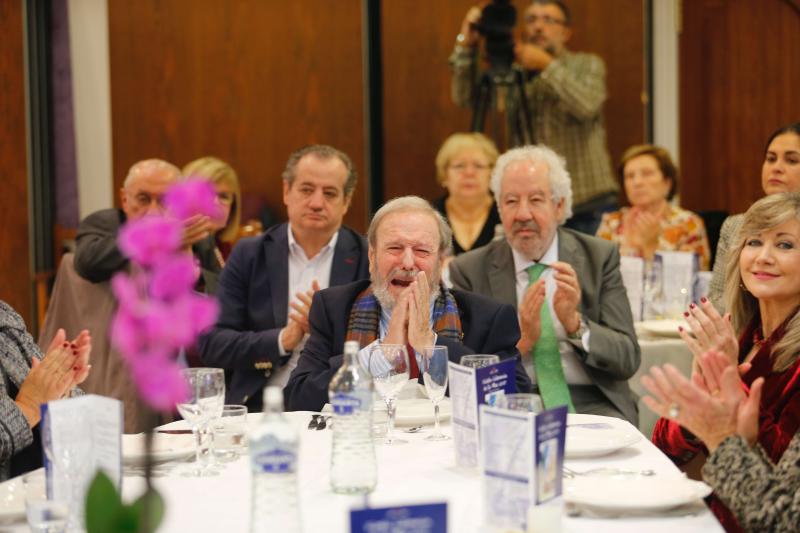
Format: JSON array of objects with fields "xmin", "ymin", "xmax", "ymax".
[
  {"xmin": 130, "ymin": 487, "xmax": 165, "ymax": 532},
  {"xmin": 85, "ymin": 471, "xmax": 123, "ymax": 533}
]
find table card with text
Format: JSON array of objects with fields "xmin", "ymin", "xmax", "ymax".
[
  {"xmin": 479, "ymin": 405, "xmax": 568, "ymax": 532},
  {"xmin": 42, "ymin": 395, "xmax": 123, "ymax": 502},
  {"xmin": 448, "ymin": 358, "xmax": 517, "ymax": 468},
  {"xmin": 350, "ymin": 503, "xmax": 447, "ymax": 533},
  {"xmin": 620, "ymin": 256, "xmax": 645, "ymax": 321}
]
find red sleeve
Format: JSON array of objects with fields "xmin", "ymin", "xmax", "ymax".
[
  {"xmin": 758, "ymin": 367, "xmax": 800, "ymax": 463},
  {"xmin": 651, "ymin": 416, "xmax": 706, "ymax": 465}
]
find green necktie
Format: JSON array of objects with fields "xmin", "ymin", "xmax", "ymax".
[{"xmin": 526, "ymin": 264, "xmax": 575, "ymax": 413}]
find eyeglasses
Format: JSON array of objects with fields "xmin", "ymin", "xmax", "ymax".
[
  {"xmin": 525, "ymin": 15, "xmax": 566, "ymax": 26},
  {"xmin": 449, "ymin": 162, "xmax": 491, "ymax": 173},
  {"xmin": 127, "ymin": 191, "xmax": 165, "ymax": 209}
]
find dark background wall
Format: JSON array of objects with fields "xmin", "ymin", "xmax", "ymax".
[{"xmin": 0, "ymin": 0, "xmax": 32, "ymax": 322}]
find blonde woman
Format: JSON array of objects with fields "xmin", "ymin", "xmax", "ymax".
[
  {"xmin": 182, "ymin": 156, "xmax": 242, "ymax": 266},
  {"xmin": 433, "ymin": 133, "xmax": 500, "ymax": 255}
]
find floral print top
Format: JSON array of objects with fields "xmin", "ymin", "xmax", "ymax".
[{"xmin": 596, "ymin": 204, "xmax": 711, "ymax": 270}]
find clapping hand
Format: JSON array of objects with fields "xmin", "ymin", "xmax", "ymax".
[
  {"xmin": 679, "ymin": 297, "xmax": 741, "ymax": 375},
  {"xmin": 551, "ymin": 261, "xmax": 582, "ymax": 334},
  {"xmin": 281, "ymin": 280, "xmax": 322, "ymax": 351},
  {"xmin": 517, "ymin": 279, "xmax": 545, "ymax": 354}
]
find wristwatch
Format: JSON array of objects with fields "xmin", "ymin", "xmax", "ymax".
[{"xmin": 567, "ymin": 316, "xmax": 588, "ymax": 340}]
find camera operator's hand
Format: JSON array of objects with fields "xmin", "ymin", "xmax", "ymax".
[
  {"xmin": 514, "ymin": 42, "xmax": 553, "ymax": 71},
  {"xmin": 458, "ymin": 6, "xmax": 482, "ymax": 48}
]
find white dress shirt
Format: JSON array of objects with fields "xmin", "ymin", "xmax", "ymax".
[
  {"xmin": 270, "ymin": 226, "xmax": 339, "ymax": 387},
  {"xmin": 512, "ymin": 233, "xmax": 592, "ymax": 385}
]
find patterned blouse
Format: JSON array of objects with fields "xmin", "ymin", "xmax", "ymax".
[
  {"xmin": 596, "ymin": 205, "xmax": 711, "ymax": 270},
  {"xmin": 704, "ymin": 434, "xmax": 800, "ymax": 533}
]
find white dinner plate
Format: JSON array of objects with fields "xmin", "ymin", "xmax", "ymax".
[
  {"xmin": 564, "ymin": 475, "xmax": 712, "ymax": 511},
  {"xmin": 638, "ymin": 319, "xmax": 687, "ymax": 338},
  {"xmin": 0, "ymin": 478, "xmax": 25, "ymax": 523},
  {"xmin": 122, "ymin": 432, "xmax": 196, "ymax": 465},
  {"xmin": 566, "ymin": 416, "xmax": 640, "ymax": 458}
]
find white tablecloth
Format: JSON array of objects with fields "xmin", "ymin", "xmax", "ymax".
[
  {"xmin": 631, "ymin": 328, "xmax": 694, "ymax": 437},
  {"xmin": 105, "ymin": 411, "xmax": 722, "ymax": 533}
]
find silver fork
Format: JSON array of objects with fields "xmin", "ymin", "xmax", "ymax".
[{"xmin": 563, "ymin": 466, "xmax": 656, "ymax": 478}]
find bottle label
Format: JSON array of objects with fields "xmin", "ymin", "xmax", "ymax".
[
  {"xmin": 331, "ymin": 392, "xmax": 363, "ymax": 415},
  {"xmin": 253, "ymin": 448, "xmax": 296, "ymax": 473}
]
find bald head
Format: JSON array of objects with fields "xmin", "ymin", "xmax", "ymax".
[{"xmin": 120, "ymin": 159, "xmax": 181, "ymax": 219}]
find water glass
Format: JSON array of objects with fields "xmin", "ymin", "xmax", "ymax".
[
  {"xmin": 459, "ymin": 354, "xmax": 499, "ymax": 368},
  {"xmin": 24, "ymin": 472, "xmax": 68, "ymax": 533},
  {"xmin": 213, "ymin": 405, "xmax": 248, "ymax": 462},
  {"xmin": 367, "ymin": 344, "xmax": 410, "ymax": 445},
  {"xmin": 176, "ymin": 367, "xmax": 226, "ymax": 476},
  {"xmin": 497, "ymin": 393, "xmax": 543, "ymax": 413},
  {"xmin": 421, "ymin": 346, "xmax": 450, "ymax": 441}
]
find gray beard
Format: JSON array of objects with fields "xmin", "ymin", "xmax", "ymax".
[{"xmin": 371, "ymin": 272, "xmax": 441, "ymax": 312}]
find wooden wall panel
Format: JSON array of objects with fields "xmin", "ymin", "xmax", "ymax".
[
  {"xmin": 108, "ymin": 0, "xmax": 367, "ymax": 230},
  {"xmin": 680, "ymin": 0, "xmax": 800, "ymax": 214},
  {"xmin": 381, "ymin": 0, "xmax": 646, "ymax": 204},
  {"xmin": 0, "ymin": 0, "xmax": 32, "ymax": 323}
]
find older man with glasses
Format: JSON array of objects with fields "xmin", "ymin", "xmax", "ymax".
[{"xmin": 74, "ymin": 158, "xmax": 219, "ymax": 287}]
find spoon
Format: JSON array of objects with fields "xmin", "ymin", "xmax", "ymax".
[
  {"xmin": 563, "ymin": 466, "xmax": 656, "ymax": 478},
  {"xmin": 403, "ymin": 426, "xmax": 424, "ymax": 433}
]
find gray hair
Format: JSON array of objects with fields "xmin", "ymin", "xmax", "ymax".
[
  {"xmin": 489, "ymin": 144, "xmax": 573, "ymax": 223},
  {"xmin": 281, "ymin": 144, "xmax": 357, "ymax": 196},
  {"xmin": 123, "ymin": 159, "xmax": 181, "ymax": 188},
  {"xmin": 368, "ymin": 196, "xmax": 453, "ymax": 254}
]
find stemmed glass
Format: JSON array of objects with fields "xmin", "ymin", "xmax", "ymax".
[
  {"xmin": 421, "ymin": 346, "xmax": 450, "ymax": 441},
  {"xmin": 367, "ymin": 344, "xmax": 410, "ymax": 445},
  {"xmin": 176, "ymin": 368, "xmax": 225, "ymax": 476}
]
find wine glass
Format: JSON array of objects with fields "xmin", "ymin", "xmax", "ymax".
[
  {"xmin": 367, "ymin": 344, "xmax": 410, "ymax": 445},
  {"xmin": 421, "ymin": 346, "xmax": 450, "ymax": 441},
  {"xmin": 176, "ymin": 368, "xmax": 225, "ymax": 476}
]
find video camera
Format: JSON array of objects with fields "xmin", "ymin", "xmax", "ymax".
[{"xmin": 471, "ymin": 0, "xmax": 517, "ymax": 75}]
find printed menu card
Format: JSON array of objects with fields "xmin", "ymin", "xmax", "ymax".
[
  {"xmin": 448, "ymin": 358, "xmax": 517, "ymax": 468},
  {"xmin": 479, "ymin": 405, "xmax": 567, "ymax": 531}
]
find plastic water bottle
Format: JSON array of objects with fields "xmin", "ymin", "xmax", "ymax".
[
  {"xmin": 328, "ymin": 340, "xmax": 377, "ymax": 494},
  {"xmin": 249, "ymin": 387, "xmax": 302, "ymax": 533}
]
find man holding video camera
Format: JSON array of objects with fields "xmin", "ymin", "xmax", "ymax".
[{"xmin": 450, "ymin": 0, "xmax": 618, "ymax": 235}]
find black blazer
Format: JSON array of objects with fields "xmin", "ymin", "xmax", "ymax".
[
  {"xmin": 199, "ymin": 223, "xmax": 369, "ymax": 408},
  {"xmin": 284, "ymin": 279, "xmax": 532, "ymax": 412}
]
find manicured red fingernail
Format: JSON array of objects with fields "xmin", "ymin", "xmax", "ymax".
[
  {"xmin": 690, "ymin": 303, "xmax": 696, "ymax": 309},
  {"xmin": 700, "ymin": 297, "xmax": 707, "ymax": 303},
  {"xmin": 678, "ymin": 326, "xmax": 683, "ymax": 332},
  {"xmin": 62, "ymin": 342, "xmax": 69, "ymax": 348},
  {"xmin": 683, "ymin": 312, "xmax": 689, "ymax": 317},
  {"xmin": 73, "ymin": 366, "xmax": 79, "ymax": 371},
  {"xmin": 72, "ymin": 350, "xmax": 78, "ymax": 356}
]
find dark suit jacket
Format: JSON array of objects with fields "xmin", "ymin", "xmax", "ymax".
[
  {"xmin": 449, "ymin": 227, "xmax": 640, "ymax": 425},
  {"xmin": 199, "ymin": 223, "xmax": 369, "ymax": 408},
  {"xmin": 74, "ymin": 208, "xmax": 220, "ymax": 292},
  {"xmin": 284, "ymin": 279, "xmax": 532, "ymax": 412}
]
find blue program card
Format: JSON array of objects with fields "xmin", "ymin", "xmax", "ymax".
[
  {"xmin": 350, "ymin": 503, "xmax": 447, "ymax": 533},
  {"xmin": 533, "ymin": 405, "xmax": 568, "ymax": 504},
  {"xmin": 475, "ymin": 358, "xmax": 517, "ymax": 404}
]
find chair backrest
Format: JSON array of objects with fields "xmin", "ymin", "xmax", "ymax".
[
  {"xmin": 38, "ymin": 253, "xmax": 160, "ymax": 433},
  {"xmin": 698, "ymin": 210, "xmax": 730, "ymax": 270}
]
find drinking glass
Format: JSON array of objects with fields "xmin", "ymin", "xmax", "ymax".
[
  {"xmin": 459, "ymin": 354, "xmax": 499, "ymax": 368},
  {"xmin": 497, "ymin": 393, "xmax": 543, "ymax": 413},
  {"xmin": 213, "ymin": 405, "xmax": 248, "ymax": 462},
  {"xmin": 41, "ymin": 409, "xmax": 91, "ymax": 532},
  {"xmin": 367, "ymin": 344, "xmax": 410, "ymax": 445},
  {"xmin": 23, "ymin": 472, "xmax": 68, "ymax": 533},
  {"xmin": 421, "ymin": 346, "xmax": 450, "ymax": 441},
  {"xmin": 176, "ymin": 368, "xmax": 225, "ymax": 476}
]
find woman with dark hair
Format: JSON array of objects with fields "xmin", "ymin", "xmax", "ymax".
[
  {"xmin": 651, "ymin": 192, "xmax": 800, "ymax": 532},
  {"xmin": 709, "ymin": 122, "xmax": 800, "ymax": 309},
  {"xmin": 596, "ymin": 144, "xmax": 711, "ymax": 269},
  {"xmin": 1, "ymin": 301, "xmax": 91, "ymax": 480}
]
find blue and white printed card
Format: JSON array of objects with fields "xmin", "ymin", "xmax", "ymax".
[{"xmin": 350, "ymin": 503, "xmax": 447, "ymax": 533}]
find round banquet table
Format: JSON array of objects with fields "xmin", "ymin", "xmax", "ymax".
[{"xmin": 103, "ymin": 411, "xmax": 723, "ymax": 533}]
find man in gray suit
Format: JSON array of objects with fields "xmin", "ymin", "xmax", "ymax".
[{"xmin": 449, "ymin": 145, "xmax": 640, "ymax": 424}]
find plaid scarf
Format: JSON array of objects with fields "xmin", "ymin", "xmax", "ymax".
[{"xmin": 345, "ymin": 285, "xmax": 463, "ymax": 349}]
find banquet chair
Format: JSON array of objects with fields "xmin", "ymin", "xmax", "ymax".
[{"xmin": 37, "ymin": 253, "xmax": 161, "ymax": 433}]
